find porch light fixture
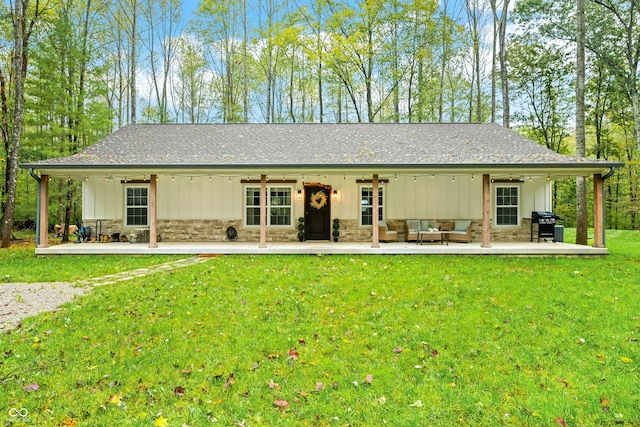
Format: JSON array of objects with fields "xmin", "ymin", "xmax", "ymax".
[
  {"xmin": 297, "ymin": 189, "xmax": 303, "ymax": 200},
  {"xmin": 332, "ymin": 190, "xmax": 338, "ymax": 200}
]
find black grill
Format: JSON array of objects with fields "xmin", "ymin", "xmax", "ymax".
[{"xmin": 530, "ymin": 211, "xmax": 562, "ymax": 242}]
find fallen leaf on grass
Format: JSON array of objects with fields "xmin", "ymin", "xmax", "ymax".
[
  {"xmin": 393, "ymin": 347, "xmax": 403, "ymax": 354},
  {"xmin": 109, "ymin": 394, "xmax": 122, "ymax": 404},
  {"xmin": 374, "ymin": 396, "xmax": 387, "ymax": 404},
  {"xmin": 23, "ymin": 383, "xmax": 39, "ymax": 392},
  {"xmin": 621, "ymin": 357, "xmax": 633, "ymax": 363},
  {"xmin": 315, "ymin": 382, "xmax": 324, "ymax": 391},
  {"xmin": 274, "ymin": 399, "xmax": 290, "ymax": 409},
  {"xmin": 268, "ymin": 379, "xmax": 279, "ymax": 389},
  {"xmin": 364, "ymin": 374, "xmax": 373, "ymax": 385},
  {"xmin": 600, "ymin": 396, "xmax": 609, "ymax": 412},
  {"xmin": 174, "ymin": 386, "xmax": 185, "ymax": 397},
  {"xmin": 154, "ymin": 416, "xmax": 169, "ymax": 427},
  {"xmin": 555, "ymin": 417, "xmax": 567, "ymax": 427},
  {"xmin": 288, "ymin": 349, "xmax": 299, "ymax": 360},
  {"xmin": 223, "ymin": 373, "xmax": 235, "ymax": 389},
  {"xmin": 409, "ymin": 400, "xmax": 423, "ymax": 407},
  {"xmin": 62, "ymin": 419, "xmax": 76, "ymax": 427}
]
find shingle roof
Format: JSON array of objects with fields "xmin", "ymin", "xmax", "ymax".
[{"xmin": 22, "ymin": 123, "xmax": 621, "ymax": 172}]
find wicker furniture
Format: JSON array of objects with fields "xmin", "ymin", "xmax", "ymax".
[
  {"xmin": 378, "ymin": 220, "xmax": 398, "ymax": 242},
  {"xmin": 439, "ymin": 220, "xmax": 473, "ymax": 242},
  {"xmin": 405, "ymin": 219, "xmax": 441, "ymax": 242}
]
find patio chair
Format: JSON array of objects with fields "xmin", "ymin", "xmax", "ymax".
[{"xmin": 378, "ymin": 220, "xmax": 398, "ymax": 242}]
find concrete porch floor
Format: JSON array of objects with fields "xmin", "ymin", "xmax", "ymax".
[{"xmin": 35, "ymin": 240, "xmax": 609, "ymax": 256}]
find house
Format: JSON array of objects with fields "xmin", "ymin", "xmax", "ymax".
[{"xmin": 21, "ymin": 123, "xmax": 623, "ymax": 252}]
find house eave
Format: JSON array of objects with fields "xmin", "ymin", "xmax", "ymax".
[{"xmin": 22, "ymin": 161, "xmax": 624, "ymax": 181}]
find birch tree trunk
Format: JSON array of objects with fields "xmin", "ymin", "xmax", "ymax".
[
  {"xmin": 1, "ymin": 0, "xmax": 40, "ymax": 248},
  {"xmin": 575, "ymin": 0, "xmax": 588, "ymax": 245}
]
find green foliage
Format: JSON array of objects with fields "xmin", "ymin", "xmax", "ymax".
[{"xmin": 1, "ymin": 232, "xmax": 639, "ymax": 425}]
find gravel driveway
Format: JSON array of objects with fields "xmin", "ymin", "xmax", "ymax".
[{"xmin": 0, "ymin": 257, "xmax": 209, "ymax": 331}]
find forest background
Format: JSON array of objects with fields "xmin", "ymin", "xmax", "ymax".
[{"xmin": 0, "ymin": 0, "xmax": 638, "ymax": 245}]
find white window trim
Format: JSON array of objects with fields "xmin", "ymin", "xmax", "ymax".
[
  {"xmin": 359, "ymin": 184, "xmax": 385, "ymax": 227},
  {"xmin": 244, "ymin": 185, "xmax": 294, "ymax": 227},
  {"xmin": 493, "ymin": 183, "xmax": 521, "ymax": 227},
  {"xmin": 124, "ymin": 184, "xmax": 150, "ymax": 228}
]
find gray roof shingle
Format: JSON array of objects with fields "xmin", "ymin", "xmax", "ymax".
[{"xmin": 22, "ymin": 123, "xmax": 621, "ymax": 171}]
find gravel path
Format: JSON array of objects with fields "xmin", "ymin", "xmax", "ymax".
[{"xmin": 0, "ymin": 256, "xmax": 209, "ymax": 331}]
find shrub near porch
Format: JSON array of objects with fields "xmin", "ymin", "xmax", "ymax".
[{"xmin": 0, "ymin": 232, "xmax": 638, "ymax": 426}]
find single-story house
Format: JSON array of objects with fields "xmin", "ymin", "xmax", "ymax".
[{"xmin": 21, "ymin": 123, "xmax": 623, "ymax": 252}]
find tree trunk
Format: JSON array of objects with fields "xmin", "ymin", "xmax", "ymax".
[
  {"xmin": 130, "ymin": 0, "xmax": 138, "ymax": 124},
  {"xmin": 2, "ymin": 0, "xmax": 28, "ymax": 248},
  {"xmin": 575, "ymin": 0, "xmax": 588, "ymax": 245}
]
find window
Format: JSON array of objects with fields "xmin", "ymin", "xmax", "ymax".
[
  {"xmin": 245, "ymin": 186, "xmax": 292, "ymax": 226},
  {"xmin": 125, "ymin": 186, "xmax": 149, "ymax": 227},
  {"xmin": 495, "ymin": 185, "xmax": 520, "ymax": 226},
  {"xmin": 360, "ymin": 186, "xmax": 384, "ymax": 226}
]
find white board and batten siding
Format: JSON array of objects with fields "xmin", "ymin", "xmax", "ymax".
[{"xmin": 82, "ymin": 174, "xmax": 553, "ymax": 227}]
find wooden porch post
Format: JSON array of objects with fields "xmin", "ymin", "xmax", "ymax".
[
  {"xmin": 38, "ymin": 174, "xmax": 49, "ymax": 248},
  {"xmin": 593, "ymin": 173, "xmax": 605, "ymax": 248},
  {"xmin": 371, "ymin": 174, "xmax": 380, "ymax": 248},
  {"xmin": 149, "ymin": 174, "xmax": 158, "ymax": 248},
  {"xmin": 259, "ymin": 174, "xmax": 267, "ymax": 248},
  {"xmin": 481, "ymin": 174, "xmax": 492, "ymax": 248}
]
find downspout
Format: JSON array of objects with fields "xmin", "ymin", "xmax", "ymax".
[
  {"xmin": 29, "ymin": 168, "xmax": 41, "ymax": 247},
  {"xmin": 600, "ymin": 167, "xmax": 617, "ymax": 246}
]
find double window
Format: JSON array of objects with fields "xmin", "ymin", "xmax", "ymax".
[
  {"xmin": 495, "ymin": 185, "xmax": 520, "ymax": 226},
  {"xmin": 245, "ymin": 186, "xmax": 292, "ymax": 226},
  {"xmin": 125, "ymin": 185, "xmax": 149, "ymax": 227},
  {"xmin": 360, "ymin": 186, "xmax": 384, "ymax": 226}
]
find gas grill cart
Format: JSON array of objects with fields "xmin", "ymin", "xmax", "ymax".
[{"xmin": 530, "ymin": 211, "xmax": 563, "ymax": 242}]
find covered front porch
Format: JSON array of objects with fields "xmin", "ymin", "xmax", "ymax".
[{"xmin": 35, "ymin": 239, "xmax": 609, "ymax": 256}]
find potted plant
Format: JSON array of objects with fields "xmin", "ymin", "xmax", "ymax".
[
  {"xmin": 297, "ymin": 217, "xmax": 305, "ymax": 242},
  {"xmin": 332, "ymin": 218, "xmax": 340, "ymax": 242}
]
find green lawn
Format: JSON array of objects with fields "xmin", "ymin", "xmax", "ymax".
[{"xmin": 1, "ymin": 231, "xmax": 639, "ymax": 426}]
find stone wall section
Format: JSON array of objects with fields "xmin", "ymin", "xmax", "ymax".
[{"xmin": 82, "ymin": 218, "xmax": 536, "ymax": 243}]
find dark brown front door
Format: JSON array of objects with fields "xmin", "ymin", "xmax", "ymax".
[{"xmin": 305, "ymin": 185, "xmax": 331, "ymax": 240}]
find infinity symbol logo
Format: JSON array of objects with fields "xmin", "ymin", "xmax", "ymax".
[{"xmin": 9, "ymin": 408, "xmax": 28, "ymax": 417}]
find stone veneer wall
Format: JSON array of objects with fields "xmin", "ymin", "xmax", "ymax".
[
  {"xmin": 157, "ymin": 220, "xmax": 296, "ymax": 242},
  {"xmin": 82, "ymin": 218, "xmax": 536, "ymax": 243},
  {"xmin": 82, "ymin": 219, "xmax": 123, "ymax": 238}
]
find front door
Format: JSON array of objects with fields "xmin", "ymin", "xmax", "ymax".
[{"xmin": 305, "ymin": 185, "xmax": 331, "ymax": 240}]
